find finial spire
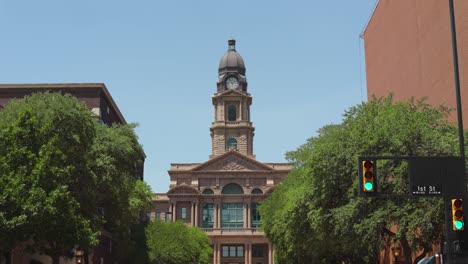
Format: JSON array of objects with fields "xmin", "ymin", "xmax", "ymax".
[{"xmin": 228, "ymin": 39, "xmax": 236, "ymax": 51}]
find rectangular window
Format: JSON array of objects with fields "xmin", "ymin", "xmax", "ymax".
[
  {"xmin": 221, "ymin": 203, "xmax": 244, "ymax": 228},
  {"xmin": 146, "ymin": 212, "xmax": 151, "ymax": 222},
  {"xmin": 165, "ymin": 212, "xmax": 172, "ymax": 222},
  {"xmin": 202, "ymin": 203, "xmax": 214, "ymax": 228},
  {"xmin": 252, "ymin": 245, "xmax": 264, "ymax": 258},
  {"xmin": 156, "ymin": 212, "xmax": 161, "ymax": 221},
  {"xmin": 221, "ymin": 245, "xmax": 244, "ymax": 258},
  {"xmin": 251, "ymin": 202, "xmax": 261, "ymax": 228},
  {"xmin": 181, "ymin": 207, "xmax": 187, "ymax": 219}
]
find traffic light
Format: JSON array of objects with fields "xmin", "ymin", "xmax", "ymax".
[
  {"xmin": 362, "ymin": 160, "xmax": 375, "ymax": 192},
  {"xmin": 452, "ymin": 199, "xmax": 464, "ymax": 231}
]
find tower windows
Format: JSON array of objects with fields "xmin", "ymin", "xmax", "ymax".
[
  {"xmin": 226, "ymin": 138, "xmax": 237, "ymax": 151},
  {"xmin": 228, "ymin": 105, "xmax": 236, "ymax": 121}
]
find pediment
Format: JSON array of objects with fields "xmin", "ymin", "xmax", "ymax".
[
  {"xmin": 192, "ymin": 151, "xmax": 274, "ymax": 172},
  {"xmin": 214, "ymin": 89, "xmax": 250, "ymax": 98}
]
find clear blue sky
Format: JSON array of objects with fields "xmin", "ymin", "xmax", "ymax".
[{"xmin": 0, "ymin": 0, "xmax": 377, "ymax": 193}]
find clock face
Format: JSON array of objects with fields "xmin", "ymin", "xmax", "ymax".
[{"xmin": 226, "ymin": 77, "xmax": 239, "ymax": 89}]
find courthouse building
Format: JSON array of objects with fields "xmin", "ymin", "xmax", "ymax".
[{"xmin": 151, "ymin": 39, "xmax": 292, "ymax": 264}]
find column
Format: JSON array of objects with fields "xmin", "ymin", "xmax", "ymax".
[
  {"xmin": 247, "ymin": 203, "xmax": 251, "ymax": 228},
  {"xmin": 172, "ymin": 202, "xmax": 177, "ymax": 222},
  {"xmin": 217, "ymin": 241, "xmax": 221, "ymax": 264},
  {"xmin": 268, "ymin": 243, "xmax": 273, "ymax": 264},
  {"xmin": 216, "ymin": 202, "xmax": 221, "ymax": 229},
  {"xmin": 168, "ymin": 203, "xmax": 173, "ymax": 222},
  {"xmin": 213, "ymin": 241, "xmax": 218, "ymax": 264},
  {"xmin": 213, "ymin": 202, "xmax": 218, "ymax": 228},
  {"xmin": 194, "ymin": 202, "xmax": 199, "ymax": 227},
  {"xmin": 190, "ymin": 203, "xmax": 195, "ymax": 226},
  {"xmin": 244, "ymin": 242, "xmax": 251, "ymax": 264},
  {"xmin": 243, "ymin": 203, "xmax": 248, "ymax": 228}
]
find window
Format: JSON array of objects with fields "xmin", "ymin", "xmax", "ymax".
[
  {"xmin": 202, "ymin": 204, "xmax": 214, "ymax": 228},
  {"xmin": 228, "ymin": 105, "xmax": 236, "ymax": 121},
  {"xmin": 181, "ymin": 207, "xmax": 187, "ymax": 219},
  {"xmin": 226, "ymin": 138, "xmax": 237, "ymax": 151},
  {"xmin": 156, "ymin": 212, "xmax": 161, "ymax": 221},
  {"xmin": 252, "ymin": 188, "xmax": 263, "ymax": 195},
  {"xmin": 221, "ymin": 203, "xmax": 244, "ymax": 228},
  {"xmin": 165, "ymin": 212, "xmax": 172, "ymax": 222},
  {"xmin": 222, "ymin": 183, "xmax": 244, "ymax": 195},
  {"xmin": 251, "ymin": 202, "xmax": 261, "ymax": 228},
  {"xmin": 222, "ymin": 245, "xmax": 244, "ymax": 257},
  {"xmin": 146, "ymin": 212, "xmax": 151, "ymax": 222},
  {"xmin": 252, "ymin": 245, "xmax": 264, "ymax": 258},
  {"xmin": 203, "ymin": 188, "xmax": 214, "ymax": 195}
]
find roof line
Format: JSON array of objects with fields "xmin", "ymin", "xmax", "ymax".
[
  {"xmin": 360, "ymin": 0, "xmax": 381, "ymax": 38},
  {"xmin": 0, "ymin": 83, "xmax": 126, "ymax": 124}
]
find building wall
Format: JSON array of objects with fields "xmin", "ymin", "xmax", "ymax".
[{"xmin": 364, "ymin": 0, "xmax": 468, "ymax": 126}]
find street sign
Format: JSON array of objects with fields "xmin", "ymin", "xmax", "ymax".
[{"xmin": 409, "ymin": 157, "xmax": 465, "ymax": 196}]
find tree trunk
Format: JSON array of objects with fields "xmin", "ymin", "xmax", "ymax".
[
  {"xmin": 400, "ymin": 237, "xmax": 413, "ymax": 264},
  {"xmin": 4, "ymin": 251, "xmax": 11, "ymax": 264},
  {"xmin": 51, "ymin": 255, "xmax": 60, "ymax": 264}
]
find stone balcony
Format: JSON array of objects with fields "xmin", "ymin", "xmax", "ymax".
[
  {"xmin": 211, "ymin": 121, "xmax": 253, "ymax": 128},
  {"xmin": 202, "ymin": 228, "xmax": 263, "ymax": 236}
]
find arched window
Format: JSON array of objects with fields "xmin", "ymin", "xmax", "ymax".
[
  {"xmin": 222, "ymin": 183, "xmax": 244, "ymax": 194},
  {"xmin": 252, "ymin": 188, "xmax": 263, "ymax": 195},
  {"xmin": 226, "ymin": 138, "xmax": 237, "ymax": 151},
  {"xmin": 203, "ymin": 188, "xmax": 214, "ymax": 195},
  {"xmin": 228, "ymin": 105, "xmax": 236, "ymax": 121}
]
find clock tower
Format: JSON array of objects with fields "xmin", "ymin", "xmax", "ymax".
[{"xmin": 210, "ymin": 39, "xmax": 255, "ymax": 159}]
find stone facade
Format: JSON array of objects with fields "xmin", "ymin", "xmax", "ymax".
[{"xmin": 152, "ymin": 40, "xmax": 292, "ymax": 264}]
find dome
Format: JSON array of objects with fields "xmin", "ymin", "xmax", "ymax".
[{"xmin": 218, "ymin": 39, "xmax": 246, "ymax": 75}]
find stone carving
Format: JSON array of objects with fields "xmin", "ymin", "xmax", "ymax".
[
  {"xmin": 238, "ymin": 135, "xmax": 247, "ymax": 142},
  {"xmin": 222, "ymin": 157, "xmax": 247, "ymax": 170}
]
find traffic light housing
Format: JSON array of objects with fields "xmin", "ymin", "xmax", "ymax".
[
  {"xmin": 362, "ymin": 160, "xmax": 375, "ymax": 192},
  {"xmin": 452, "ymin": 199, "xmax": 464, "ymax": 231}
]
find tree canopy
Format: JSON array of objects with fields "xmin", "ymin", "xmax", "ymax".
[
  {"xmin": 259, "ymin": 96, "xmax": 459, "ymax": 263},
  {"xmin": 0, "ymin": 92, "xmax": 152, "ymax": 263},
  {"xmin": 146, "ymin": 220, "xmax": 212, "ymax": 264}
]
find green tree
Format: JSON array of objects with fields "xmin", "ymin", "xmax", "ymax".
[
  {"xmin": 0, "ymin": 93, "xmax": 99, "ymax": 264},
  {"xmin": 0, "ymin": 92, "xmax": 153, "ymax": 264},
  {"xmin": 89, "ymin": 123, "xmax": 152, "ymax": 259},
  {"xmin": 260, "ymin": 96, "xmax": 458, "ymax": 264},
  {"xmin": 146, "ymin": 221, "xmax": 212, "ymax": 264}
]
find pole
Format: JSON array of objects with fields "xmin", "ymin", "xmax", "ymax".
[
  {"xmin": 449, "ymin": 0, "xmax": 465, "ymax": 161},
  {"xmin": 448, "ymin": 2, "xmax": 467, "ymax": 263}
]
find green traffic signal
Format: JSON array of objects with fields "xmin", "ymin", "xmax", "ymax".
[
  {"xmin": 364, "ymin": 181, "xmax": 374, "ymax": 191},
  {"xmin": 455, "ymin": 220, "xmax": 464, "ymax": 230}
]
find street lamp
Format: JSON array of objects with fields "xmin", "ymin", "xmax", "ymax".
[
  {"xmin": 391, "ymin": 245, "xmax": 401, "ymax": 264},
  {"xmin": 75, "ymin": 248, "xmax": 84, "ymax": 264}
]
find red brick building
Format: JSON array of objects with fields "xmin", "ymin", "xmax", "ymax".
[
  {"xmin": 362, "ymin": 0, "xmax": 468, "ymax": 262},
  {"xmin": 364, "ymin": 0, "xmax": 468, "ymax": 127}
]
